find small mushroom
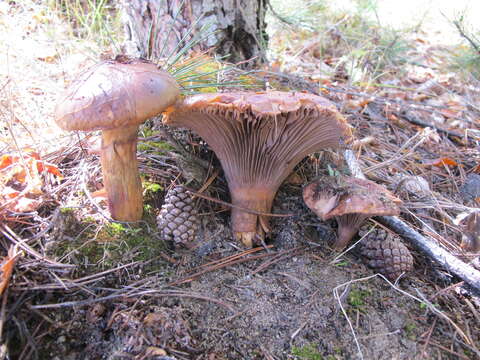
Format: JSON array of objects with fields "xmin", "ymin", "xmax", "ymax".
[
  {"xmin": 163, "ymin": 91, "xmax": 351, "ymax": 247},
  {"xmin": 303, "ymin": 176, "xmax": 402, "ymax": 250},
  {"xmin": 55, "ymin": 56, "xmax": 180, "ymax": 221},
  {"xmin": 459, "ymin": 211, "xmax": 480, "ymax": 252}
]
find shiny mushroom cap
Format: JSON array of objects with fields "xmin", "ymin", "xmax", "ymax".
[
  {"xmin": 55, "ymin": 56, "xmax": 180, "ymax": 132},
  {"xmin": 164, "ymin": 91, "xmax": 352, "ymax": 246},
  {"xmin": 53, "ymin": 56, "xmax": 180, "ymax": 222},
  {"xmin": 303, "ymin": 176, "xmax": 402, "ymax": 249},
  {"xmin": 325, "ymin": 177, "xmax": 402, "ymax": 219}
]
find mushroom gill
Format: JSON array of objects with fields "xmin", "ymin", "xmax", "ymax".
[{"xmin": 164, "ymin": 91, "xmax": 352, "ymax": 247}]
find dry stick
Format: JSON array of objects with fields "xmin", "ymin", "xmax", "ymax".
[
  {"xmin": 452, "ymin": 20, "xmax": 480, "ymax": 55},
  {"xmin": 0, "ymin": 224, "xmax": 73, "ymax": 268},
  {"xmin": 194, "ymin": 246, "xmax": 273, "ymax": 269},
  {"xmin": 13, "ymin": 260, "xmax": 144, "ymax": 291},
  {"xmin": 420, "ymin": 318, "xmax": 437, "ymax": 358},
  {"xmin": 168, "ymin": 248, "xmax": 294, "ymax": 286},
  {"xmin": 422, "ymin": 340, "xmax": 471, "ymax": 360},
  {"xmin": 399, "ymin": 110, "xmax": 475, "ymax": 142},
  {"xmin": 344, "ymin": 149, "xmax": 480, "ymax": 292},
  {"xmin": 31, "ymin": 289, "xmax": 235, "ymax": 312}
]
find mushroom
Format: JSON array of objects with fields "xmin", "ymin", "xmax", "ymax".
[
  {"xmin": 163, "ymin": 91, "xmax": 351, "ymax": 247},
  {"xmin": 303, "ymin": 176, "xmax": 402, "ymax": 250},
  {"xmin": 459, "ymin": 211, "xmax": 480, "ymax": 252},
  {"xmin": 55, "ymin": 56, "xmax": 180, "ymax": 221}
]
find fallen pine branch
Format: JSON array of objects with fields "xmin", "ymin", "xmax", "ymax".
[
  {"xmin": 344, "ymin": 149, "xmax": 480, "ymax": 292},
  {"xmin": 399, "ymin": 110, "xmax": 476, "ymax": 142}
]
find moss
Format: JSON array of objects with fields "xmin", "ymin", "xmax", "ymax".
[
  {"xmin": 347, "ymin": 287, "xmax": 371, "ymax": 312},
  {"xmin": 403, "ymin": 321, "xmax": 417, "ymax": 340},
  {"xmin": 51, "ymin": 215, "xmax": 167, "ymax": 275},
  {"xmin": 291, "ymin": 344, "xmax": 323, "ymax": 360},
  {"xmin": 137, "ymin": 140, "xmax": 174, "ymax": 153},
  {"xmin": 59, "ymin": 207, "xmax": 75, "ymax": 214},
  {"xmin": 143, "ymin": 181, "xmax": 163, "ymax": 194}
]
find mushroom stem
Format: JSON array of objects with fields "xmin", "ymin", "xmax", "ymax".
[
  {"xmin": 100, "ymin": 125, "xmax": 143, "ymax": 221},
  {"xmin": 335, "ymin": 224, "xmax": 362, "ymax": 250},
  {"xmin": 230, "ymin": 187, "xmax": 275, "ymax": 247},
  {"xmin": 334, "ymin": 213, "xmax": 368, "ymax": 250}
]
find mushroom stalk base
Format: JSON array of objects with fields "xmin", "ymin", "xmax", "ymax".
[
  {"xmin": 230, "ymin": 187, "xmax": 275, "ymax": 248},
  {"xmin": 335, "ymin": 225, "xmax": 361, "ymax": 250},
  {"xmin": 100, "ymin": 125, "xmax": 143, "ymax": 221}
]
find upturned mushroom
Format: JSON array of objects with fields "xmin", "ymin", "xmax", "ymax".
[
  {"xmin": 303, "ymin": 176, "xmax": 402, "ymax": 250},
  {"xmin": 460, "ymin": 211, "xmax": 480, "ymax": 252},
  {"xmin": 55, "ymin": 56, "xmax": 180, "ymax": 221},
  {"xmin": 163, "ymin": 91, "xmax": 352, "ymax": 247}
]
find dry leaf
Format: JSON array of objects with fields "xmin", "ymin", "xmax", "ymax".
[
  {"xmin": 0, "ymin": 247, "xmax": 20, "ymax": 296},
  {"xmin": 12, "ymin": 197, "xmax": 42, "ymax": 212},
  {"xmin": 143, "ymin": 347, "xmax": 167, "ymax": 357},
  {"xmin": 424, "ymin": 157, "xmax": 458, "ymax": 167},
  {"xmin": 1, "ymin": 149, "xmax": 62, "ymax": 215},
  {"xmin": 439, "ymin": 108, "xmax": 461, "ymax": 119},
  {"xmin": 91, "ymin": 188, "xmax": 108, "ymax": 204}
]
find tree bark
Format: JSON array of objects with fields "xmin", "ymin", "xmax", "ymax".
[{"xmin": 121, "ymin": 0, "xmax": 268, "ymax": 65}]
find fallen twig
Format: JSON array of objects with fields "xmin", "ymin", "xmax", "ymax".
[
  {"xmin": 400, "ymin": 110, "xmax": 475, "ymax": 142},
  {"xmin": 452, "ymin": 20, "xmax": 480, "ymax": 55},
  {"xmin": 0, "ymin": 224, "xmax": 73, "ymax": 268},
  {"xmin": 344, "ymin": 149, "xmax": 480, "ymax": 292},
  {"xmin": 30, "ymin": 289, "xmax": 235, "ymax": 312},
  {"xmin": 169, "ymin": 247, "xmax": 298, "ymax": 286}
]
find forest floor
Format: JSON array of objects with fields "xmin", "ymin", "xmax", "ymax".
[{"xmin": 1, "ymin": 1, "xmax": 480, "ymax": 359}]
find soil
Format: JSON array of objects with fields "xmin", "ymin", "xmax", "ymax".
[{"xmin": 7, "ymin": 185, "xmax": 479, "ymax": 360}]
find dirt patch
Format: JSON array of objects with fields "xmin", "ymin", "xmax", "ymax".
[{"xmin": 8, "ymin": 191, "xmax": 478, "ymax": 360}]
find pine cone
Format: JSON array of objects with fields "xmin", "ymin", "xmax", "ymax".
[
  {"xmin": 357, "ymin": 224, "xmax": 413, "ymax": 281},
  {"xmin": 157, "ymin": 186, "xmax": 199, "ymax": 247}
]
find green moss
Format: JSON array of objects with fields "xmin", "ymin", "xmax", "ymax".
[
  {"xmin": 403, "ymin": 321, "xmax": 417, "ymax": 340},
  {"xmin": 137, "ymin": 140, "xmax": 174, "ymax": 153},
  {"xmin": 291, "ymin": 344, "xmax": 323, "ymax": 360},
  {"xmin": 347, "ymin": 287, "xmax": 371, "ymax": 312},
  {"xmin": 59, "ymin": 207, "xmax": 75, "ymax": 214},
  {"xmin": 143, "ymin": 181, "xmax": 163, "ymax": 194},
  {"xmin": 51, "ymin": 216, "xmax": 167, "ymax": 274}
]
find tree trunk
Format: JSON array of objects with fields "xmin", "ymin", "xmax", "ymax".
[{"xmin": 121, "ymin": 0, "xmax": 268, "ymax": 65}]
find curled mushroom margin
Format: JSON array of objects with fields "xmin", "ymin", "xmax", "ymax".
[{"xmin": 303, "ymin": 176, "xmax": 402, "ymax": 250}]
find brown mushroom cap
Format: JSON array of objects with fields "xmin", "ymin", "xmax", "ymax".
[
  {"xmin": 54, "ymin": 56, "xmax": 180, "ymax": 222},
  {"xmin": 325, "ymin": 177, "xmax": 402, "ymax": 219},
  {"xmin": 55, "ymin": 57, "xmax": 180, "ymax": 131},
  {"xmin": 164, "ymin": 91, "xmax": 352, "ymax": 246},
  {"xmin": 303, "ymin": 181, "xmax": 338, "ymax": 221},
  {"xmin": 303, "ymin": 176, "xmax": 402, "ymax": 249}
]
